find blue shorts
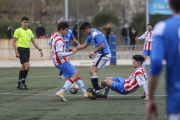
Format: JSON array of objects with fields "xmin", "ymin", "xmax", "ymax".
[
  {"xmin": 111, "ymin": 77, "xmax": 129, "ymax": 95},
  {"xmin": 56, "ymin": 61, "xmax": 76, "ymax": 78},
  {"xmin": 142, "ymin": 50, "xmax": 151, "ymax": 56}
]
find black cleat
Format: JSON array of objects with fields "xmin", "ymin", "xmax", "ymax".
[
  {"xmin": 17, "ymin": 82, "xmax": 22, "ymax": 89},
  {"xmin": 86, "ymin": 87, "xmax": 93, "ymax": 92},
  {"xmin": 91, "ymin": 92, "xmax": 102, "ymax": 100},
  {"xmin": 22, "ymin": 83, "xmax": 28, "ymax": 90}
]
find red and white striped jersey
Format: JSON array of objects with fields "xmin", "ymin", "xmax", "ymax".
[
  {"xmin": 50, "ymin": 33, "xmax": 69, "ymax": 66},
  {"xmin": 124, "ymin": 68, "xmax": 148, "ymax": 93},
  {"xmin": 138, "ymin": 31, "xmax": 155, "ymax": 50}
]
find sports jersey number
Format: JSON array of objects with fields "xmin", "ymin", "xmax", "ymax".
[{"xmin": 178, "ymin": 27, "xmax": 180, "ymax": 53}]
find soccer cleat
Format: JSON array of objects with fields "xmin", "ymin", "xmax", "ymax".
[
  {"xmin": 85, "ymin": 87, "xmax": 93, "ymax": 92},
  {"xmin": 84, "ymin": 93, "xmax": 93, "ymax": 98},
  {"xmin": 56, "ymin": 92, "xmax": 67, "ymax": 102},
  {"xmin": 17, "ymin": 84, "xmax": 21, "ymax": 89},
  {"xmin": 91, "ymin": 92, "xmax": 102, "ymax": 100},
  {"xmin": 101, "ymin": 93, "xmax": 107, "ymax": 98},
  {"xmin": 58, "ymin": 75, "xmax": 66, "ymax": 79},
  {"xmin": 22, "ymin": 83, "xmax": 28, "ymax": 90}
]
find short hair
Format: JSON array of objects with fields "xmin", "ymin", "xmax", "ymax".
[
  {"xmin": 148, "ymin": 24, "xmax": 153, "ymax": 28},
  {"xmin": 65, "ymin": 21, "xmax": 69, "ymax": 24},
  {"xmin": 21, "ymin": 16, "xmax": 29, "ymax": 22},
  {"xmin": 79, "ymin": 22, "xmax": 91, "ymax": 30},
  {"xmin": 133, "ymin": 55, "xmax": 144, "ymax": 64},
  {"xmin": 58, "ymin": 22, "xmax": 69, "ymax": 31},
  {"xmin": 170, "ymin": 0, "xmax": 180, "ymax": 12}
]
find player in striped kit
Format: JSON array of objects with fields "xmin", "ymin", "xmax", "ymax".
[
  {"xmin": 50, "ymin": 22, "xmax": 93, "ymax": 101},
  {"xmin": 97, "ymin": 55, "xmax": 149, "ymax": 100},
  {"xmin": 135, "ymin": 24, "xmax": 155, "ymax": 68}
]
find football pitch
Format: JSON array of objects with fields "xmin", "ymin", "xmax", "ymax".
[{"xmin": 0, "ymin": 65, "xmax": 167, "ymax": 120}]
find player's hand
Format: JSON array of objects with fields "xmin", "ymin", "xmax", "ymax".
[
  {"xmin": 16, "ymin": 53, "xmax": 20, "ymax": 58},
  {"xmin": 135, "ymin": 37, "xmax": 138, "ymax": 40},
  {"xmin": 146, "ymin": 99, "xmax": 158, "ymax": 120},
  {"xmin": 72, "ymin": 48, "xmax": 77, "ymax": 54},
  {"xmin": 40, "ymin": 51, "xmax": 43, "ymax": 57},
  {"xmin": 68, "ymin": 48, "xmax": 73, "ymax": 52},
  {"xmin": 78, "ymin": 44, "xmax": 81, "ymax": 47},
  {"xmin": 89, "ymin": 53, "xmax": 93, "ymax": 59}
]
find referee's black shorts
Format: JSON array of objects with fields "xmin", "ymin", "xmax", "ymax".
[{"xmin": 18, "ymin": 47, "xmax": 30, "ymax": 64}]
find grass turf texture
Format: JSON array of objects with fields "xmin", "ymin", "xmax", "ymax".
[{"xmin": 0, "ymin": 65, "xmax": 166, "ymax": 120}]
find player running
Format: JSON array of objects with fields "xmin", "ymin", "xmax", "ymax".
[
  {"xmin": 73, "ymin": 22, "xmax": 111, "ymax": 100},
  {"xmin": 50, "ymin": 22, "xmax": 93, "ymax": 101},
  {"xmin": 135, "ymin": 24, "xmax": 155, "ymax": 69}
]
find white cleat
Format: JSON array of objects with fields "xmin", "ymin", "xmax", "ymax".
[
  {"xmin": 58, "ymin": 75, "xmax": 66, "ymax": 79},
  {"xmin": 56, "ymin": 92, "xmax": 67, "ymax": 102}
]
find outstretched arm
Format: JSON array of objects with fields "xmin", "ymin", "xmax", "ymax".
[{"xmin": 75, "ymin": 42, "xmax": 89, "ymax": 51}]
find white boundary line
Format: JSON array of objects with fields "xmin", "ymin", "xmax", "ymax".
[{"xmin": 0, "ymin": 93, "xmax": 167, "ymax": 97}]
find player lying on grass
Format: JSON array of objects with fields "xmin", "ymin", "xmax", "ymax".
[
  {"xmin": 49, "ymin": 22, "xmax": 93, "ymax": 101},
  {"xmin": 87, "ymin": 55, "xmax": 149, "ymax": 100}
]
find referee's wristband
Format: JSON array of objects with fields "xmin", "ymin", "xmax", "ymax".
[
  {"xmin": 39, "ymin": 49, "xmax": 42, "ymax": 51},
  {"xmin": 91, "ymin": 51, "xmax": 94, "ymax": 54},
  {"xmin": 15, "ymin": 51, "xmax": 18, "ymax": 53}
]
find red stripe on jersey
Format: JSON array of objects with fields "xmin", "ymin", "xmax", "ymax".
[
  {"xmin": 128, "ymin": 84, "xmax": 139, "ymax": 93},
  {"xmin": 144, "ymin": 42, "xmax": 147, "ymax": 50},
  {"xmin": 149, "ymin": 32, "xmax": 152, "ymax": 37},
  {"xmin": 135, "ymin": 71, "xmax": 143, "ymax": 76},
  {"xmin": 124, "ymin": 79, "xmax": 138, "ymax": 90},
  {"xmin": 146, "ymin": 32, "xmax": 148, "ymax": 37},
  {"xmin": 52, "ymin": 32, "xmax": 55, "ymax": 36},
  {"xmin": 54, "ymin": 34, "xmax": 59, "ymax": 39},
  {"xmin": 148, "ymin": 42, "xmax": 151, "ymax": 50},
  {"xmin": 54, "ymin": 38, "xmax": 64, "ymax": 65}
]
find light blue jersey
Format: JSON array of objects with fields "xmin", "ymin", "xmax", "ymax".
[
  {"xmin": 63, "ymin": 29, "xmax": 74, "ymax": 50},
  {"xmin": 150, "ymin": 15, "xmax": 180, "ymax": 113},
  {"xmin": 86, "ymin": 29, "xmax": 110, "ymax": 54}
]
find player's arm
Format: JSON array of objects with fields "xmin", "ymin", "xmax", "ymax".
[
  {"xmin": 12, "ymin": 37, "xmax": 19, "ymax": 58},
  {"xmin": 135, "ymin": 32, "xmax": 145, "ymax": 40},
  {"xmin": 56, "ymin": 41, "xmax": 75, "ymax": 57},
  {"xmin": 72, "ymin": 38, "xmax": 81, "ymax": 46},
  {"xmin": 136, "ymin": 74, "xmax": 149, "ymax": 100},
  {"xmin": 75, "ymin": 42, "xmax": 89, "ymax": 51},
  {"xmin": 31, "ymin": 39, "xmax": 43, "ymax": 57}
]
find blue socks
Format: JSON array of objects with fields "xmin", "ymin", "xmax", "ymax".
[
  {"xmin": 60, "ymin": 79, "xmax": 73, "ymax": 94},
  {"xmin": 76, "ymin": 77, "xmax": 87, "ymax": 93}
]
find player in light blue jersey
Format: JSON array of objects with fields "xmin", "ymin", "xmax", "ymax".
[
  {"xmin": 73, "ymin": 22, "xmax": 111, "ymax": 100},
  {"xmin": 58, "ymin": 22, "xmax": 81, "ymax": 79},
  {"xmin": 147, "ymin": 0, "xmax": 180, "ymax": 120}
]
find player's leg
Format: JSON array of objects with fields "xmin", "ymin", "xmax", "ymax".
[
  {"xmin": 142, "ymin": 50, "xmax": 148, "ymax": 68},
  {"xmin": 74, "ymin": 69, "xmax": 93, "ymax": 98},
  {"xmin": 56, "ymin": 61, "xmax": 77, "ymax": 101},
  {"xmin": 21, "ymin": 62, "xmax": 30, "ymax": 90}
]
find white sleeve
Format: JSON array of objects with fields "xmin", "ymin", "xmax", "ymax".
[
  {"xmin": 136, "ymin": 74, "xmax": 147, "ymax": 86},
  {"xmin": 56, "ymin": 40, "xmax": 73, "ymax": 57},
  {"xmin": 57, "ymin": 52, "xmax": 73, "ymax": 57},
  {"xmin": 138, "ymin": 32, "xmax": 145, "ymax": 40},
  {"xmin": 143, "ymin": 84, "xmax": 149, "ymax": 96}
]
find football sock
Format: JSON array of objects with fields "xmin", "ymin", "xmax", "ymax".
[
  {"xmin": 98, "ymin": 82, "xmax": 106, "ymax": 89},
  {"xmin": 22, "ymin": 69, "xmax": 29, "ymax": 84},
  {"xmin": 91, "ymin": 76, "xmax": 100, "ymax": 93},
  {"xmin": 76, "ymin": 77, "xmax": 87, "ymax": 93},
  {"xmin": 18, "ymin": 70, "xmax": 24, "ymax": 85},
  {"xmin": 60, "ymin": 79, "xmax": 73, "ymax": 94},
  {"xmin": 142, "ymin": 59, "xmax": 146, "ymax": 68},
  {"xmin": 102, "ymin": 86, "xmax": 110, "ymax": 96},
  {"xmin": 59, "ymin": 71, "xmax": 63, "ymax": 76}
]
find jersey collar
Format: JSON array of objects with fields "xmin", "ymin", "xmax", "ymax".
[{"xmin": 55, "ymin": 32, "xmax": 62, "ymax": 38}]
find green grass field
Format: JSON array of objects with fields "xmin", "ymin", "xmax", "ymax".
[{"xmin": 0, "ymin": 65, "xmax": 167, "ymax": 120}]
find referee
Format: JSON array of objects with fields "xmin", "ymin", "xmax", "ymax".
[{"xmin": 12, "ymin": 16, "xmax": 43, "ymax": 90}]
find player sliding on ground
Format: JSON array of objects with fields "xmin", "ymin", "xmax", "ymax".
[
  {"xmin": 87, "ymin": 55, "xmax": 149, "ymax": 100},
  {"xmin": 49, "ymin": 22, "xmax": 93, "ymax": 101}
]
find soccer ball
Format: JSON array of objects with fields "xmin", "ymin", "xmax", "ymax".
[{"xmin": 69, "ymin": 84, "xmax": 79, "ymax": 94}]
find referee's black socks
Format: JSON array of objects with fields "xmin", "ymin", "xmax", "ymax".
[
  {"xmin": 18, "ymin": 70, "xmax": 24, "ymax": 85},
  {"xmin": 22, "ymin": 69, "xmax": 29, "ymax": 83}
]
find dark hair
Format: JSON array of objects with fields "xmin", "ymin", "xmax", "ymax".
[
  {"xmin": 65, "ymin": 21, "xmax": 69, "ymax": 24},
  {"xmin": 133, "ymin": 55, "xmax": 144, "ymax": 64},
  {"xmin": 170, "ymin": 0, "xmax": 180, "ymax": 12},
  {"xmin": 21, "ymin": 16, "xmax": 29, "ymax": 22},
  {"xmin": 79, "ymin": 22, "xmax": 91, "ymax": 30},
  {"xmin": 148, "ymin": 24, "xmax": 153, "ymax": 28},
  {"xmin": 58, "ymin": 22, "xmax": 69, "ymax": 31}
]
